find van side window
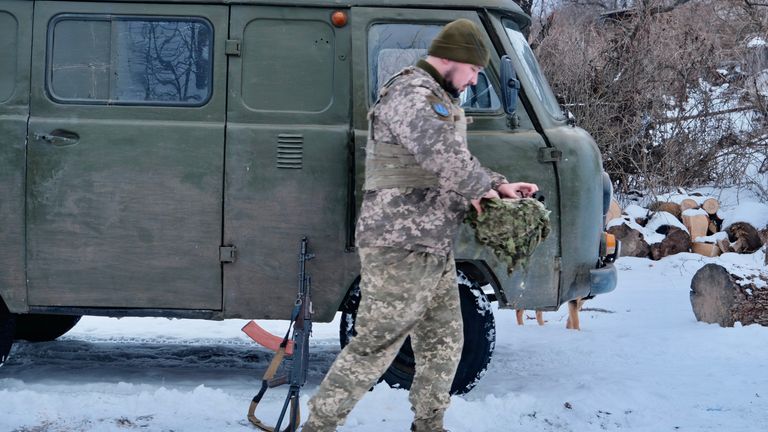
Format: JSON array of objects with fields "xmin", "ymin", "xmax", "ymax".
[
  {"xmin": 0, "ymin": 11, "xmax": 18, "ymax": 103},
  {"xmin": 240, "ymin": 19, "xmax": 335, "ymax": 112},
  {"xmin": 368, "ymin": 23, "xmax": 500, "ymax": 112},
  {"xmin": 47, "ymin": 15, "xmax": 213, "ymax": 106}
]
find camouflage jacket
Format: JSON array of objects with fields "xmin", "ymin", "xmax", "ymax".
[{"xmin": 355, "ymin": 64, "xmax": 506, "ymax": 255}]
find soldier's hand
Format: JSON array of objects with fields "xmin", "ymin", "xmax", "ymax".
[
  {"xmin": 471, "ymin": 189, "xmax": 500, "ymax": 215},
  {"xmin": 497, "ymin": 182, "xmax": 539, "ymax": 199}
]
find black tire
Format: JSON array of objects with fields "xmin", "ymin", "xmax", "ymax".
[
  {"xmin": 1, "ymin": 298, "xmax": 16, "ymax": 366},
  {"xmin": 339, "ymin": 276, "xmax": 361, "ymax": 348},
  {"xmin": 339, "ymin": 267, "xmax": 496, "ymax": 395},
  {"xmin": 14, "ymin": 314, "xmax": 82, "ymax": 342}
]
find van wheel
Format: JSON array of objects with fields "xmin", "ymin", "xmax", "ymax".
[
  {"xmin": 338, "ymin": 276, "xmax": 361, "ymax": 347},
  {"xmin": 14, "ymin": 314, "xmax": 82, "ymax": 342},
  {"xmin": 1, "ymin": 299, "xmax": 16, "ymax": 367},
  {"xmin": 339, "ymin": 268, "xmax": 496, "ymax": 395}
]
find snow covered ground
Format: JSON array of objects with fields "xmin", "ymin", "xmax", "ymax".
[{"xmin": 2, "ymin": 247, "xmax": 766, "ymax": 432}]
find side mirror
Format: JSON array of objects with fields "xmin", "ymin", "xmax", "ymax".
[{"xmin": 499, "ymin": 55, "xmax": 520, "ymax": 117}]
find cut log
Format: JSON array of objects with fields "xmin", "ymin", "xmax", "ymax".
[
  {"xmin": 682, "ymin": 212, "xmax": 709, "ymax": 240},
  {"xmin": 726, "ymin": 222, "xmax": 763, "ymax": 253},
  {"xmin": 701, "ymin": 198, "xmax": 720, "ymax": 215},
  {"xmin": 607, "ymin": 223, "xmax": 650, "ymax": 258},
  {"xmin": 690, "ymin": 263, "xmax": 768, "ymax": 327},
  {"xmin": 708, "ymin": 220, "xmax": 718, "ymax": 235},
  {"xmin": 648, "ymin": 201, "xmax": 681, "ymax": 220},
  {"xmin": 680, "ymin": 198, "xmax": 699, "ymax": 213},
  {"xmin": 691, "ymin": 241, "xmax": 721, "ymax": 257},
  {"xmin": 709, "ymin": 213, "xmax": 724, "ymax": 233},
  {"xmin": 650, "ymin": 226, "xmax": 691, "ymax": 260},
  {"xmin": 717, "ymin": 237, "xmax": 732, "ymax": 254},
  {"xmin": 605, "ymin": 198, "xmax": 622, "ymax": 226},
  {"xmin": 759, "ymin": 227, "xmax": 768, "ymax": 247}
]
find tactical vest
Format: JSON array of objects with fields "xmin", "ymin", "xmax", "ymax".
[{"xmin": 363, "ymin": 70, "xmax": 468, "ymax": 191}]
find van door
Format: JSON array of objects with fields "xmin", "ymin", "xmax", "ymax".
[
  {"xmin": 26, "ymin": 2, "xmax": 228, "ymax": 310},
  {"xmin": 0, "ymin": 0, "xmax": 32, "ymax": 312},
  {"xmin": 351, "ymin": 8, "xmax": 561, "ymax": 309},
  {"xmin": 223, "ymin": 6, "xmax": 352, "ymax": 319}
]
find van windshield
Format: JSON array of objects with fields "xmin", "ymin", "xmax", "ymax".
[{"xmin": 502, "ymin": 19, "xmax": 564, "ymax": 120}]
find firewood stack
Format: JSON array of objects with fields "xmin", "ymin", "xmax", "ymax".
[{"xmin": 605, "ymin": 194, "xmax": 766, "ymax": 260}]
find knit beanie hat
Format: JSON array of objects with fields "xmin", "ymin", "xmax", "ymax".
[{"xmin": 428, "ymin": 19, "xmax": 490, "ymax": 67}]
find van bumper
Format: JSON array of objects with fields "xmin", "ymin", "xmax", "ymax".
[{"xmin": 589, "ymin": 262, "xmax": 618, "ymax": 296}]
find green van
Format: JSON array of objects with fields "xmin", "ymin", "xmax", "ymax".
[{"xmin": 0, "ymin": 0, "xmax": 617, "ymax": 392}]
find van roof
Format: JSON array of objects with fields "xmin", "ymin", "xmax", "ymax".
[{"xmin": 33, "ymin": 0, "xmax": 528, "ymax": 22}]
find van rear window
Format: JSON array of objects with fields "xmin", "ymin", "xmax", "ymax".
[{"xmin": 47, "ymin": 15, "xmax": 213, "ymax": 106}]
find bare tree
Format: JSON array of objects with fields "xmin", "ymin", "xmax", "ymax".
[{"xmin": 533, "ymin": 0, "xmax": 768, "ymax": 199}]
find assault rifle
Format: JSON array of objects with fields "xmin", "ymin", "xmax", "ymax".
[{"xmin": 243, "ymin": 237, "xmax": 314, "ymax": 432}]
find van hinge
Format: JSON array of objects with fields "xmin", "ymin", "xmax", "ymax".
[
  {"xmin": 225, "ymin": 40, "xmax": 241, "ymax": 56},
  {"xmin": 538, "ymin": 147, "xmax": 562, "ymax": 163},
  {"xmin": 219, "ymin": 246, "xmax": 237, "ymax": 263}
]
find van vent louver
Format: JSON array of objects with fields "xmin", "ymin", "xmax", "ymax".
[{"xmin": 277, "ymin": 134, "xmax": 304, "ymax": 169}]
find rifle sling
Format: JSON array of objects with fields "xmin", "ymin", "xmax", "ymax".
[{"xmin": 248, "ymin": 316, "xmax": 301, "ymax": 431}]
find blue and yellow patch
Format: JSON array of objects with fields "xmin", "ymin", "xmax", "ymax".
[{"xmin": 431, "ymin": 102, "xmax": 451, "ymax": 118}]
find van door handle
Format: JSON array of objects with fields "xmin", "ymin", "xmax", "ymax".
[{"xmin": 34, "ymin": 129, "xmax": 80, "ymax": 147}]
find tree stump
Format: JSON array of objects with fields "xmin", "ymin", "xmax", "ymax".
[{"xmin": 690, "ymin": 264, "xmax": 768, "ymax": 327}]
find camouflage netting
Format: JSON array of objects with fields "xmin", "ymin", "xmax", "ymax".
[{"xmin": 465, "ymin": 198, "xmax": 551, "ymax": 274}]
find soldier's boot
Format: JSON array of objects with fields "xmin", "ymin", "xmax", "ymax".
[
  {"xmin": 300, "ymin": 416, "xmax": 338, "ymax": 432},
  {"xmin": 410, "ymin": 422, "xmax": 451, "ymax": 432},
  {"xmin": 410, "ymin": 410, "xmax": 451, "ymax": 432},
  {"xmin": 300, "ymin": 420, "xmax": 332, "ymax": 432}
]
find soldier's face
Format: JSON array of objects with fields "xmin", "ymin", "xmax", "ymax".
[{"xmin": 445, "ymin": 62, "xmax": 482, "ymax": 93}]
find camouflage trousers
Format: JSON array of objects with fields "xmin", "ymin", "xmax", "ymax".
[{"xmin": 303, "ymin": 247, "xmax": 463, "ymax": 431}]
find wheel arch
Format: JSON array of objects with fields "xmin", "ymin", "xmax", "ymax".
[{"xmin": 455, "ymin": 259, "xmax": 501, "ymax": 302}]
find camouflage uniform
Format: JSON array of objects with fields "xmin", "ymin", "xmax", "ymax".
[{"xmin": 303, "ymin": 62, "xmax": 505, "ymax": 432}]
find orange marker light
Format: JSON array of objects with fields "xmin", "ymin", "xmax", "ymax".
[
  {"xmin": 605, "ymin": 233, "xmax": 617, "ymax": 255},
  {"xmin": 331, "ymin": 11, "xmax": 348, "ymax": 27}
]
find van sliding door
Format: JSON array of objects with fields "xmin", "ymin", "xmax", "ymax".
[{"xmin": 223, "ymin": 6, "xmax": 353, "ymax": 320}]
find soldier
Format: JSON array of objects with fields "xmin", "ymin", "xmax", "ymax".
[{"xmin": 302, "ymin": 19, "xmax": 538, "ymax": 432}]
